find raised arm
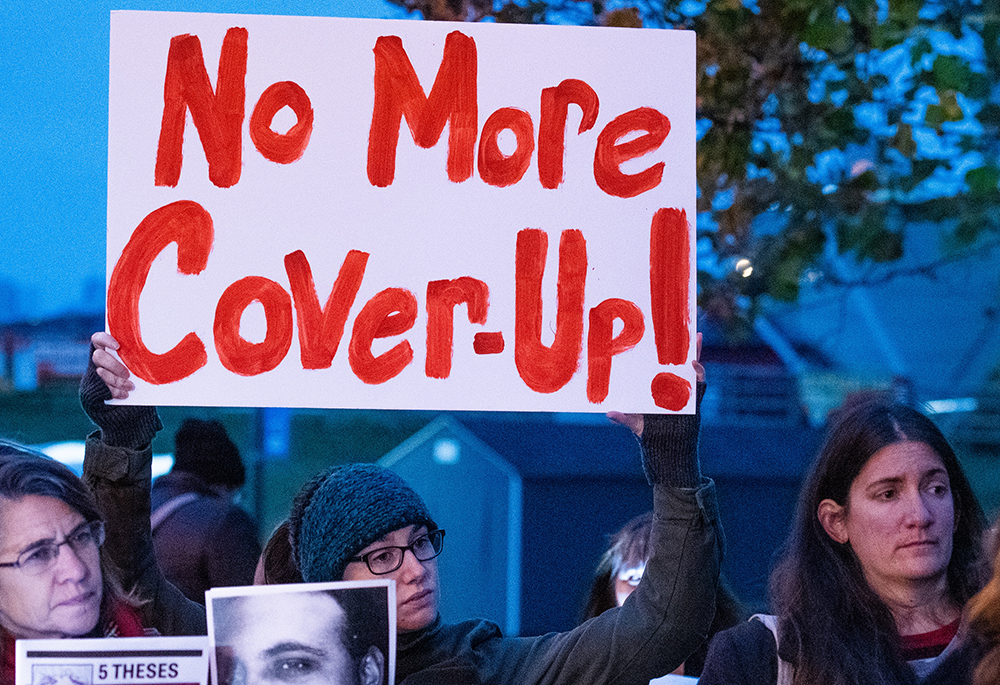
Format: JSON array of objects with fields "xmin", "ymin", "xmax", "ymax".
[
  {"xmin": 477, "ymin": 336, "xmax": 722, "ymax": 685},
  {"xmin": 79, "ymin": 333, "xmax": 206, "ymax": 635}
]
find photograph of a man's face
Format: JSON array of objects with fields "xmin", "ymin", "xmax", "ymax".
[{"xmin": 208, "ymin": 582, "xmax": 393, "ymax": 685}]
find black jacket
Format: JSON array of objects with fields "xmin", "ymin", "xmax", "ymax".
[
  {"xmin": 699, "ymin": 617, "xmax": 984, "ymax": 685},
  {"xmin": 151, "ymin": 470, "xmax": 261, "ymax": 603}
]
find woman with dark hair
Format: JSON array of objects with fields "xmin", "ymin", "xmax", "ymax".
[
  {"xmin": 582, "ymin": 511, "xmax": 655, "ymax": 621},
  {"xmin": 581, "ymin": 510, "xmax": 747, "ymax": 678},
  {"xmin": 699, "ymin": 399, "xmax": 988, "ymax": 685},
  {"xmin": 0, "ymin": 440, "xmax": 203, "ymax": 685}
]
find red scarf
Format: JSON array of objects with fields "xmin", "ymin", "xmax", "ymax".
[{"xmin": 1, "ymin": 600, "xmax": 146, "ymax": 685}]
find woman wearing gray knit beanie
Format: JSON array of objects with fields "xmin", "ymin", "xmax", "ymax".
[
  {"xmin": 82, "ymin": 331, "xmax": 723, "ymax": 685},
  {"xmin": 288, "ymin": 463, "xmax": 442, "ymax": 632}
]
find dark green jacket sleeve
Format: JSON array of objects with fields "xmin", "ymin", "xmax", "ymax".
[
  {"xmin": 83, "ymin": 432, "xmax": 208, "ymax": 636},
  {"xmin": 479, "ymin": 479, "xmax": 722, "ymax": 685}
]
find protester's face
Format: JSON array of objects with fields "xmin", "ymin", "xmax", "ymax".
[
  {"xmin": 343, "ymin": 525, "xmax": 439, "ymax": 632},
  {"xmin": 215, "ymin": 592, "xmax": 364, "ymax": 685},
  {"xmin": 819, "ymin": 441, "xmax": 955, "ymax": 602},
  {"xmin": 0, "ymin": 495, "xmax": 103, "ymax": 640}
]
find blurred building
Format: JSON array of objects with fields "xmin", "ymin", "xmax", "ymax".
[{"xmin": 0, "ymin": 314, "xmax": 100, "ymax": 392}]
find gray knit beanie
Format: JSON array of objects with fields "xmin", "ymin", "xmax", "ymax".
[{"xmin": 292, "ymin": 463, "xmax": 436, "ymax": 583}]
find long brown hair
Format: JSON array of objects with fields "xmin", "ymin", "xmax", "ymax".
[
  {"xmin": 770, "ymin": 401, "xmax": 987, "ymax": 685},
  {"xmin": 258, "ymin": 520, "xmax": 302, "ymax": 585}
]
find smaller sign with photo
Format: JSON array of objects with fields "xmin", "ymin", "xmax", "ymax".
[{"xmin": 206, "ymin": 580, "xmax": 395, "ymax": 685}]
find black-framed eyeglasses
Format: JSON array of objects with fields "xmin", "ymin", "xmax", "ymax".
[
  {"xmin": 0, "ymin": 520, "xmax": 105, "ymax": 576},
  {"xmin": 348, "ymin": 529, "xmax": 445, "ymax": 575}
]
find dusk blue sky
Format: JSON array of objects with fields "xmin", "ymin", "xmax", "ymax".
[{"xmin": 2, "ymin": 0, "xmax": 411, "ymax": 322}]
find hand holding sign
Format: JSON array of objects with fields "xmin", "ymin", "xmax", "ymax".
[
  {"xmin": 607, "ymin": 332, "xmax": 703, "ymax": 437},
  {"xmin": 91, "ymin": 332, "xmax": 135, "ymax": 400}
]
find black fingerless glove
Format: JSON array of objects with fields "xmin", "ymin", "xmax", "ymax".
[
  {"xmin": 79, "ymin": 345, "xmax": 162, "ymax": 449},
  {"xmin": 639, "ymin": 381, "xmax": 706, "ymax": 488}
]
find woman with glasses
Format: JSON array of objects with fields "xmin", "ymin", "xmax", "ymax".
[
  {"xmin": 83, "ymin": 330, "xmax": 722, "ymax": 685},
  {"xmin": 579, "ymin": 510, "xmax": 747, "ymax": 678},
  {"xmin": 0, "ymin": 440, "xmax": 204, "ymax": 685}
]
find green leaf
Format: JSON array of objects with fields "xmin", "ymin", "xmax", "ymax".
[
  {"xmin": 938, "ymin": 91, "xmax": 964, "ymax": 121},
  {"xmin": 845, "ymin": 0, "xmax": 877, "ymax": 26},
  {"xmin": 911, "ymin": 159, "xmax": 938, "ymax": 184},
  {"xmin": 827, "ymin": 78, "xmax": 849, "ymax": 92},
  {"xmin": 967, "ymin": 73, "xmax": 990, "ymax": 100},
  {"xmin": 846, "ymin": 169, "xmax": 879, "ymax": 191},
  {"xmin": 910, "ymin": 37, "xmax": 934, "ymax": 64},
  {"xmin": 769, "ymin": 267, "xmax": 801, "ymax": 302},
  {"xmin": 905, "ymin": 198, "xmax": 950, "ymax": 222},
  {"xmin": 887, "ymin": 0, "xmax": 921, "ymax": 29},
  {"xmin": 804, "ymin": 17, "xmax": 851, "ymax": 52},
  {"xmin": 925, "ymin": 92, "xmax": 963, "ymax": 128},
  {"xmin": 868, "ymin": 74, "xmax": 889, "ymax": 91},
  {"xmin": 836, "ymin": 219, "xmax": 861, "ymax": 254},
  {"xmin": 931, "ymin": 55, "xmax": 972, "ymax": 92},
  {"xmin": 868, "ymin": 229, "xmax": 903, "ymax": 263},
  {"xmin": 837, "ymin": 207, "xmax": 901, "ymax": 263},
  {"xmin": 957, "ymin": 134, "xmax": 981, "ymax": 154},
  {"xmin": 925, "ymin": 105, "xmax": 946, "ymax": 128},
  {"xmin": 952, "ymin": 218, "xmax": 983, "ymax": 248},
  {"xmin": 892, "ymin": 123, "xmax": 917, "ymax": 157},
  {"xmin": 825, "ymin": 108, "xmax": 856, "ymax": 137},
  {"xmin": 966, "ymin": 166, "xmax": 1000, "ymax": 197}
]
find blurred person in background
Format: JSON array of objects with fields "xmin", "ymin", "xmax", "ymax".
[
  {"xmin": 582, "ymin": 509, "xmax": 747, "ymax": 679},
  {"xmin": 151, "ymin": 418, "xmax": 260, "ymax": 603},
  {"xmin": 965, "ymin": 518, "xmax": 1000, "ymax": 685}
]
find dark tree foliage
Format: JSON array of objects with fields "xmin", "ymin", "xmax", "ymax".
[{"xmin": 389, "ymin": 0, "xmax": 999, "ymax": 332}]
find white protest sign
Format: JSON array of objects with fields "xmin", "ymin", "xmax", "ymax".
[
  {"xmin": 15, "ymin": 636, "xmax": 208, "ymax": 685},
  {"xmin": 108, "ymin": 11, "xmax": 696, "ymax": 413},
  {"xmin": 206, "ymin": 580, "xmax": 395, "ymax": 685}
]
